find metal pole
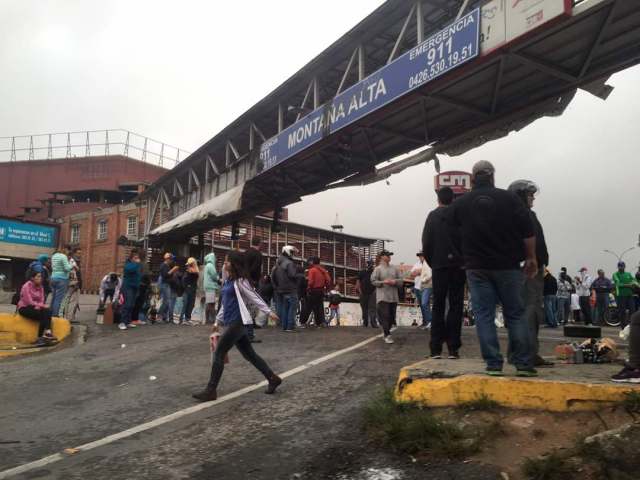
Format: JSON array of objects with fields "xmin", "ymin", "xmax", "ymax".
[
  {"xmin": 85, "ymin": 131, "xmax": 90, "ymax": 157},
  {"xmin": 278, "ymin": 104, "xmax": 284, "ymax": 133},
  {"xmin": 28, "ymin": 136, "xmax": 34, "ymax": 160},
  {"xmin": 10, "ymin": 137, "xmax": 16, "ymax": 161},
  {"xmin": 358, "ymin": 45, "xmax": 365, "ymax": 81},
  {"xmin": 105, "ymin": 130, "xmax": 109, "ymax": 156},
  {"xmin": 124, "ymin": 131, "xmax": 130, "ymax": 157},
  {"xmin": 455, "ymin": 0, "xmax": 471, "ymax": 21},
  {"xmin": 416, "ymin": 1, "xmax": 424, "ymax": 44}
]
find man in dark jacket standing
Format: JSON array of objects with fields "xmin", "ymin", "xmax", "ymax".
[
  {"xmin": 451, "ymin": 161, "xmax": 538, "ymax": 377},
  {"xmin": 356, "ymin": 260, "xmax": 377, "ymax": 328},
  {"xmin": 422, "ymin": 186, "xmax": 465, "ymax": 359},
  {"xmin": 508, "ymin": 180, "xmax": 552, "ymax": 367},
  {"xmin": 543, "ymin": 269, "xmax": 558, "ymax": 328},
  {"xmin": 271, "ymin": 245, "xmax": 302, "ymax": 332}
]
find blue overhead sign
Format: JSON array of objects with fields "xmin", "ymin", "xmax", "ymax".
[
  {"xmin": 258, "ymin": 8, "xmax": 480, "ymax": 174},
  {"xmin": 0, "ymin": 219, "xmax": 57, "ymax": 248}
]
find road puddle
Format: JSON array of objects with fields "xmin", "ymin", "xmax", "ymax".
[{"xmin": 336, "ymin": 467, "xmax": 404, "ymax": 480}]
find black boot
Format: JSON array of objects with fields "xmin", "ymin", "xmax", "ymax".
[
  {"xmin": 265, "ymin": 375, "xmax": 282, "ymax": 394},
  {"xmin": 192, "ymin": 388, "xmax": 217, "ymax": 402}
]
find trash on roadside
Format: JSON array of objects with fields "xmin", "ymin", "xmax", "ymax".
[
  {"xmin": 121, "ymin": 344, "xmax": 126, "ymax": 349},
  {"xmin": 63, "ymin": 448, "xmax": 79, "ymax": 455},
  {"xmin": 554, "ymin": 338, "xmax": 619, "ymax": 363},
  {"xmin": 620, "ymin": 325, "xmax": 630, "ymax": 341},
  {"xmin": 149, "ymin": 376, "xmax": 157, "ymax": 381}
]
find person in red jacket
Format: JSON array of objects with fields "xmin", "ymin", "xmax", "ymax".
[{"xmin": 304, "ymin": 256, "xmax": 331, "ymax": 327}]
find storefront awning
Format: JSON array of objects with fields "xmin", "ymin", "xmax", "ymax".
[{"xmin": 149, "ymin": 184, "xmax": 245, "ymax": 237}]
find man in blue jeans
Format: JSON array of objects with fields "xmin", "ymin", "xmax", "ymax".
[
  {"xmin": 119, "ymin": 249, "xmax": 142, "ymax": 331},
  {"xmin": 451, "ymin": 160, "xmax": 539, "ymax": 377},
  {"xmin": 158, "ymin": 252, "xmax": 179, "ymax": 324},
  {"xmin": 271, "ymin": 245, "xmax": 303, "ymax": 332}
]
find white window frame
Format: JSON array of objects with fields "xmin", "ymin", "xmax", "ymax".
[
  {"xmin": 97, "ymin": 220, "xmax": 108, "ymax": 241},
  {"xmin": 70, "ymin": 224, "xmax": 80, "ymax": 244},
  {"xmin": 126, "ymin": 216, "xmax": 138, "ymax": 238}
]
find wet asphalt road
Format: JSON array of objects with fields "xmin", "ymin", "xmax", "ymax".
[{"xmin": 0, "ymin": 315, "xmax": 621, "ymax": 480}]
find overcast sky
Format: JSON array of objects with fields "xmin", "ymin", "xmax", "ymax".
[{"xmin": 1, "ymin": 1, "xmax": 638, "ymax": 276}]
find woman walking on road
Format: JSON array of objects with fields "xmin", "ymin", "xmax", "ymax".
[{"xmin": 193, "ymin": 251, "xmax": 282, "ymax": 402}]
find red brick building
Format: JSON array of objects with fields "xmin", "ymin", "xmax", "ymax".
[{"xmin": 0, "ymin": 155, "xmax": 166, "ymax": 219}]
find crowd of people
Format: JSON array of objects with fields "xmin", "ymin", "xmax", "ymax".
[
  {"xmin": 15, "ymin": 245, "xmax": 83, "ymax": 346},
  {"xmin": 14, "ymin": 160, "xmax": 640, "ymax": 389}
]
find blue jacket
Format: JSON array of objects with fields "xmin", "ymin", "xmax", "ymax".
[{"xmin": 122, "ymin": 259, "xmax": 142, "ymax": 290}]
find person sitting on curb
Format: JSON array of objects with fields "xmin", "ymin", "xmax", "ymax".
[{"xmin": 18, "ymin": 270, "xmax": 58, "ymax": 346}]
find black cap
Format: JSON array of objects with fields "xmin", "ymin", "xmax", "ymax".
[
  {"xmin": 416, "ymin": 251, "xmax": 424, "ymax": 257},
  {"xmin": 380, "ymin": 250, "xmax": 394, "ymax": 257}
]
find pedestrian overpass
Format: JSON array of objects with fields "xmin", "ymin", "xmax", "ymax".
[{"xmin": 141, "ymin": 0, "xmax": 640, "ymax": 243}]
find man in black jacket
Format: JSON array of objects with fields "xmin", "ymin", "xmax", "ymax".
[
  {"xmin": 451, "ymin": 161, "xmax": 538, "ymax": 377},
  {"xmin": 422, "ymin": 186, "xmax": 465, "ymax": 359},
  {"xmin": 245, "ymin": 237, "xmax": 263, "ymax": 288}
]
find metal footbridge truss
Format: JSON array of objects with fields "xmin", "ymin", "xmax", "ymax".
[{"xmin": 142, "ymin": 0, "xmax": 640, "ymax": 241}]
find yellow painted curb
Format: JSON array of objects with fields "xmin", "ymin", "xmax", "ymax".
[
  {"xmin": 395, "ymin": 363, "xmax": 640, "ymax": 412},
  {"xmin": 0, "ymin": 312, "xmax": 71, "ymax": 358}
]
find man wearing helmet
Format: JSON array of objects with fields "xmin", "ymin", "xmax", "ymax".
[
  {"xmin": 508, "ymin": 179, "xmax": 553, "ymax": 368},
  {"xmin": 271, "ymin": 245, "xmax": 304, "ymax": 332}
]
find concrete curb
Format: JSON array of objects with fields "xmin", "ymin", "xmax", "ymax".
[
  {"xmin": 395, "ymin": 359, "xmax": 640, "ymax": 412},
  {"xmin": 0, "ymin": 313, "xmax": 72, "ymax": 359}
]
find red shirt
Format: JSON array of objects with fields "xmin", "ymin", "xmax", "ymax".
[{"xmin": 307, "ymin": 265, "xmax": 331, "ymax": 290}]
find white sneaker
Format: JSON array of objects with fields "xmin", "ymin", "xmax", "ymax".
[
  {"xmin": 118, "ymin": 323, "xmax": 127, "ymax": 330},
  {"xmin": 390, "ymin": 326, "xmax": 398, "ymax": 333},
  {"xmin": 384, "ymin": 336, "xmax": 394, "ymax": 344},
  {"xmin": 127, "ymin": 323, "xmax": 137, "ymax": 329},
  {"xmin": 182, "ymin": 320, "xmax": 194, "ymax": 326}
]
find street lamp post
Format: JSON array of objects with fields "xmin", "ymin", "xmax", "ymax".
[{"xmin": 603, "ymin": 247, "xmax": 636, "ymax": 263}]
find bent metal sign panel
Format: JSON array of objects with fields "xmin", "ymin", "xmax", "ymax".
[{"xmin": 258, "ymin": 8, "xmax": 481, "ymax": 174}]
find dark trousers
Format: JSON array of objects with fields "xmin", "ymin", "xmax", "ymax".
[
  {"xmin": 390, "ymin": 303, "xmax": 397, "ymax": 327},
  {"xmin": 304, "ymin": 289, "xmax": 326, "ymax": 325},
  {"xmin": 594, "ymin": 293, "xmax": 609, "ymax": 326},
  {"xmin": 522, "ymin": 269, "xmax": 544, "ymax": 360},
  {"xmin": 19, "ymin": 306, "xmax": 52, "ymax": 337},
  {"xmin": 208, "ymin": 321, "xmax": 274, "ymax": 390},
  {"xmin": 377, "ymin": 301, "xmax": 396, "ymax": 336},
  {"xmin": 628, "ymin": 311, "xmax": 640, "ymax": 369},
  {"xmin": 618, "ymin": 296, "xmax": 637, "ymax": 329},
  {"xmin": 182, "ymin": 288, "xmax": 196, "ymax": 321},
  {"xmin": 579, "ymin": 296, "xmax": 592, "ymax": 325},
  {"xmin": 103, "ymin": 289, "xmax": 115, "ymax": 303},
  {"xmin": 430, "ymin": 267, "xmax": 466, "ymax": 355},
  {"xmin": 359, "ymin": 293, "xmax": 377, "ymax": 327},
  {"xmin": 120, "ymin": 286, "xmax": 138, "ymax": 325}
]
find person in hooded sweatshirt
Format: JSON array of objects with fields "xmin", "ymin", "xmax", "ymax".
[
  {"xmin": 271, "ymin": 245, "xmax": 303, "ymax": 332},
  {"xmin": 192, "ymin": 251, "xmax": 282, "ymax": 402},
  {"xmin": 99, "ymin": 272, "xmax": 121, "ymax": 305},
  {"xmin": 203, "ymin": 252, "xmax": 220, "ymax": 324}
]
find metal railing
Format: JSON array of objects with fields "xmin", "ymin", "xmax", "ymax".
[{"xmin": 0, "ymin": 129, "xmax": 190, "ymax": 167}]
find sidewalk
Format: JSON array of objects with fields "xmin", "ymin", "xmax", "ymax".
[{"xmin": 395, "ymin": 356, "xmax": 639, "ymax": 412}]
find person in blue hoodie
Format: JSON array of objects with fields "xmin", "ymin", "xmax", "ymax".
[
  {"xmin": 119, "ymin": 249, "xmax": 142, "ymax": 331},
  {"xmin": 26, "ymin": 254, "xmax": 51, "ymax": 301}
]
